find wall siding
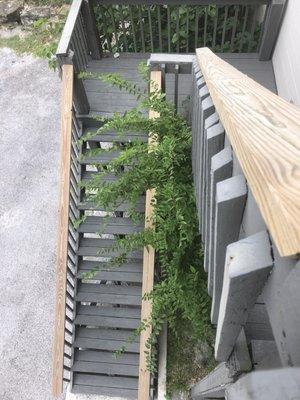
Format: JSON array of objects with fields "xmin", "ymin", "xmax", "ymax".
[{"xmin": 272, "ymin": 0, "xmax": 300, "ymax": 106}]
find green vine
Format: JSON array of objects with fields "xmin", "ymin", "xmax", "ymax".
[{"xmin": 79, "ymin": 65, "xmax": 214, "ymax": 379}]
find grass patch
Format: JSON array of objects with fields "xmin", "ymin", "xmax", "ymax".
[{"xmin": 167, "ymin": 317, "xmax": 216, "ymax": 397}]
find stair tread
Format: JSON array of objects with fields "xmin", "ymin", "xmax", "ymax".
[
  {"xmin": 80, "ymin": 150, "xmax": 121, "ymax": 165},
  {"xmin": 72, "ymin": 360, "xmax": 139, "ymax": 377},
  {"xmin": 78, "ymin": 196, "xmax": 145, "ymax": 212},
  {"xmin": 73, "ymin": 373, "xmax": 139, "ymax": 390},
  {"xmin": 76, "ymin": 283, "xmax": 142, "ymax": 306},
  {"xmin": 83, "ymin": 127, "xmax": 147, "ymax": 143},
  {"xmin": 78, "ymin": 216, "xmax": 143, "ymax": 235},
  {"xmin": 76, "ymin": 304, "xmax": 140, "ymax": 319},
  {"xmin": 72, "ymin": 384, "xmax": 138, "ymax": 398},
  {"xmin": 77, "ymin": 238, "xmax": 143, "ymax": 259},
  {"xmin": 76, "ymin": 327, "xmax": 140, "ymax": 343}
]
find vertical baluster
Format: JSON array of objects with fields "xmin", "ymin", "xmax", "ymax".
[
  {"xmin": 230, "ymin": 5, "xmax": 239, "ymax": 52},
  {"xmin": 129, "ymin": 5, "xmax": 137, "ymax": 53},
  {"xmin": 78, "ymin": 13, "xmax": 89, "ymax": 59},
  {"xmin": 174, "ymin": 64, "xmax": 179, "ymax": 113},
  {"xmin": 221, "ymin": 5, "xmax": 229, "ymax": 52},
  {"xmin": 148, "ymin": 6, "xmax": 154, "ymax": 53},
  {"xmin": 157, "ymin": 5, "xmax": 163, "ymax": 52},
  {"xmin": 239, "ymin": 6, "xmax": 249, "ymax": 53},
  {"xmin": 204, "ymin": 7, "xmax": 208, "ymax": 47},
  {"xmin": 138, "ymin": 5, "xmax": 146, "ymax": 53},
  {"xmin": 161, "ymin": 63, "xmax": 166, "ymax": 94},
  {"xmin": 248, "ymin": 5, "xmax": 258, "ymax": 52},
  {"xmin": 75, "ymin": 23, "xmax": 87, "ymax": 68},
  {"xmin": 167, "ymin": 6, "xmax": 171, "ymax": 53},
  {"xmin": 195, "ymin": 7, "xmax": 199, "ymax": 49},
  {"xmin": 109, "ymin": 6, "xmax": 119, "ymax": 52},
  {"xmin": 101, "ymin": 6, "xmax": 112, "ymax": 53},
  {"xmin": 186, "ymin": 7, "xmax": 190, "ymax": 53},
  {"xmin": 212, "ymin": 6, "xmax": 219, "ymax": 50},
  {"xmin": 176, "ymin": 6, "xmax": 180, "ymax": 53},
  {"xmin": 120, "ymin": 6, "xmax": 128, "ymax": 52},
  {"xmin": 207, "ymin": 147, "xmax": 233, "ymax": 296},
  {"xmin": 203, "ymin": 123, "xmax": 225, "ymax": 274},
  {"xmin": 211, "ymin": 175, "xmax": 247, "ymax": 325}
]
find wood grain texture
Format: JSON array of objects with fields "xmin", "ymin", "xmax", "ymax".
[
  {"xmin": 138, "ymin": 70, "xmax": 161, "ymax": 400},
  {"xmin": 52, "ymin": 64, "xmax": 74, "ymax": 397},
  {"xmin": 197, "ymin": 47, "xmax": 300, "ymax": 257}
]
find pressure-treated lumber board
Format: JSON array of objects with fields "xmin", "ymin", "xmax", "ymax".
[
  {"xmin": 138, "ymin": 70, "xmax": 161, "ymax": 400},
  {"xmin": 52, "ymin": 64, "xmax": 74, "ymax": 397},
  {"xmin": 197, "ymin": 47, "xmax": 300, "ymax": 257}
]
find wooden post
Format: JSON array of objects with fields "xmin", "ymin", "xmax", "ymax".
[
  {"xmin": 259, "ymin": 0, "xmax": 286, "ymax": 61},
  {"xmin": 52, "ymin": 64, "xmax": 74, "ymax": 397},
  {"xmin": 138, "ymin": 70, "xmax": 161, "ymax": 400}
]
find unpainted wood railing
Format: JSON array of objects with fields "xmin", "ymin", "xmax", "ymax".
[
  {"xmin": 188, "ymin": 48, "xmax": 300, "ymax": 399},
  {"xmin": 52, "ymin": 64, "xmax": 83, "ymax": 397}
]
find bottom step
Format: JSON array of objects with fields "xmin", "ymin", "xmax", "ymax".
[{"xmin": 72, "ymin": 373, "xmax": 138, "ymax": 399}]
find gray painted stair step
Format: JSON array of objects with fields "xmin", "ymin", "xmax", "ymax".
[
  {"xmin": 80, "ymin": 150, "xmax": 121, "ymax": 165},
  {"xmin": 76, "ymin": 283, "xmax": 142, "ymax": 306},
  {"xmin": 81, "ymin": 171, "xmax": 118, "ymax": 183},
  {"xmin": 83, "ymin": 127, "xmax": 148, "ymax": 143},
  {"xmin": 72, "ymin": 384, "xmax": 137, "ymax": 399},
  {"xmin": 78, "ymin": 196, "xmax": 145, "ymax": 212},
  {"xmin": 78, "ymin": 216, "xmax": 144, "ymax": 235},
  {"xmin": 75, "ymin": 349, "xmax": 139, "ymax": 364},
  {"xmin": 74, "ymin": 337, "xmax": 139, "ymax": 353},
  {"xmin": 75, "ymin": 305, "xmax": 141, "ymax": 329},
  {"xmin": 77, "ymin": 238, "xmax": 143, "ymax": 259},
  {"xmin": 78, "ymin": 268, "xmax": 142, "ymax": 283},
  {"xmin": 72, "ymin": 360, "xmax": 139, "ymax": 377},
  {"xmin": 73, "ymin": 373, "xmax": 139, "ymax": 389},
  {"xmin": 78, "ymin": 259, "xmax": 142, "ymax": 273}
]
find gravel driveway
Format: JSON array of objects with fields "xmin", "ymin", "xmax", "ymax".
[{"xmin": 0, "ymin": 48, "xmax": 62, "ymax": 400}]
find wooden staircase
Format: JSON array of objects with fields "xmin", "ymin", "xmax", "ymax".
[{"xmin": 52, "ymin": 62, "xmax": 160, "ymax": 398}]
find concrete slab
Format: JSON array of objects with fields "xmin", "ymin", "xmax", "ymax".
[{"xmin": 0, "ymin": 48, "xmax": 63, "ymax": 400}]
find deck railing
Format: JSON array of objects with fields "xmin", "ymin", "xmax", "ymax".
[
  {"xmin": 189, "ymin": 48, "xmax": 300, "ymax": 398},
  {"xmin": 52, "ymin": 64, "xmax": 82, "ymax": 397}
]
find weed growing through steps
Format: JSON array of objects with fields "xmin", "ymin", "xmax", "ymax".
[{"xmin": 79, "ymin": 63, "xmax": 215, "ymax": 394}]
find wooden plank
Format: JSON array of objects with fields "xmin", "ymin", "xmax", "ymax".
[
  {"xmin": 75, "ymin": 348, "xmax": 139, "ymax": 363},
  {"xmin": 226, "ymin": 329, "xmax": 252, "ymax": 378},
  {"xmin": 138, "ymin": 70, "xmax": 161, "ymax": 400},
  {"xmin": 263, "ymin": 256, "xmax": 300, "ymax": 366},
  {"xmin": 259, "ymin": 0, "xmax": 287, "ymax": 61},
  {"xmin": 207, "ymin": 147, "xmax": 233, "ymax": 298},
  {"xmin": 211, "ymin": 175, "xmax": 247, "ymax": 323},
  {"xmin": 190, "ymin": 362, "xmax": 234, "ymax": 400},
  {"xmin": 226, "ymin": 368, "xmax": 300, "ymax": 400},
  {"xmin": 52, "ymin": 64, "xmax": 74, "ymax": 397},
  {"xmin": 197, "ymin": 47, "xmax": 300, "ymax": 257},
  {"xmin": 215, "ymin": 231, "xmax": 273, "ymax": 361}
]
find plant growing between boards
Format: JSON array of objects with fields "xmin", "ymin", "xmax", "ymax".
[{"xmin": 77, "ymin": 64, "xmax": 215, "ymax": 395}]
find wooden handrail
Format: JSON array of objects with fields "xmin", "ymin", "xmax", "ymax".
[
  {"xmin": 138, "ymin": 70, "xmax": 161, "ymax": 400},
  {"xmin": 197, "ymin": 47, "xmax": 300, "ymax": 257},
  {"xmin": 52, "ymin": 64, "xmax": 74, "ymax": 397},
  {"xmin": 57, "ymin": 0, "xmax": 83, "ymax": 56}
]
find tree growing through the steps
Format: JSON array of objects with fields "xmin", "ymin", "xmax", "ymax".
[{"xmin": 78, "ymin": 64, "xmax": 215, "ymax": 393}]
